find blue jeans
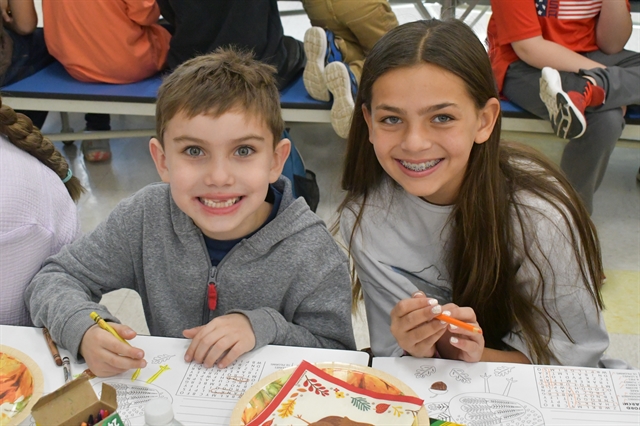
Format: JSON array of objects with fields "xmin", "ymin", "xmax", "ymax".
[
  {"xmin": 2, "ymin": 28, "xmax": 53, "ymax": 86},
  {"xmin": 2, "ymin": 28, "xmax": 54, "ymax": 128}
]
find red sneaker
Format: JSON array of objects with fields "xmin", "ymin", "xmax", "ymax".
[{"xmin": 539, "ymin": 67, "xmax": 605, "ymax": 140}]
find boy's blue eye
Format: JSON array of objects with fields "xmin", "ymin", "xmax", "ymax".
[
  {"xmin": 382, "ymin": 116, "xmax": 401, "ymax": 125},
  {"xmin": 186, "ymin": 146, "xmax": 203, "ymax": 157},
  {"xmin": 236, "ymin": 146, "xmax": 254, "ymax": 157}
]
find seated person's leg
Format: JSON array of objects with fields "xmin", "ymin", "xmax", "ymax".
[
  {"xmin": 560, "ymin": 108, "xmax": 624, "ymax": 214},
  {"xmin": 82, "ymin": 113, "xmax": 111, "ymax": 162},
  {"xmin": 2, "ymin": 28, "xmax": 53, "ymax": 128}
]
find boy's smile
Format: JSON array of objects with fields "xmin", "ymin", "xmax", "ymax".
[
  {"xmin": 150, "ymin": 110, "xmax": 290, "ymax": 240},
  {"xmin": 363, "ymin": 64, "xmax": 498, "ymax": 205}
]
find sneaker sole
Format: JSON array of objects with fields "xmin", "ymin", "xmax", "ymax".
[
  {"xmin": 539, "ymin": 68, "xmax": 586, "ymax": 139},
  {"xmin": 81, "ymin": 139, "xmax": 112, "ymax": 162},
  {"xmin": 303, "ymin": 27, "xmax": 330, "ymax": 102},
  {"xmin": 325, "ymin": 62, "xmax": 355, "ymax": 139}
]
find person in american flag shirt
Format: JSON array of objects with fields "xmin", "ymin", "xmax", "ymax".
[{"xmin": 487, "ymin": 0, "xmax": 639, "ymax": 214}]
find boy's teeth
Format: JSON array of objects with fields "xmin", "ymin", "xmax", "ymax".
[
  {"xmin": 201, "ymin": 197, "xmax": 240, "ymax": 208},
  {"xmin": 400, "ymin": 159, "xmax": 441, "ymax": 172}
]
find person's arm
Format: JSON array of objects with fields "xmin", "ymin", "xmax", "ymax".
[
  {"xmin": 490, "ymin": 0, "xmax": 605, "ymax": 71},
  {"xmin": 122, "ymin": 0, "xmax": 161, "ymax": 27},
  {"xmin": 4, "ymin": 0, "xmax": 37, "ymax": 35},
  {"xmin": 24, "ymin": 199, "xmax": 140, "ymax": 360},
  {"xmin": 511, "ymin": 36, "xmax": 605, "ymax": 72},
  {"xmin": 501, "ymin": 201, "xmax": 609, "ymax": 366},
  {"xmin": 182, "ymin": 254, "xmax": 356, "ymax": 369},
  {"xmin": 481, "ymin": 347, "xmax": 531, "ymax": 363},
  {"xmin": 232, "ymin": 260, "xmax": 357, "ymax": 350},
  {"xmin": 596, "ymin": 0, "xmax": 632, "ymax": 54}
]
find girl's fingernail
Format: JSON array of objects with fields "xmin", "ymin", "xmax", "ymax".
[
  {"xmin": 442, "ymin": 310, "xmax": 451, "ymax": 316},
  {"xmin": 412, "ymin": 291, "xmax": 425, "ymax": 298},
  {"xmin": 428, "ymin": 299, "xmax": 438, "ymax": 306},
  {"xmin": 431, "ymin": 305, "xmax": 442, "ymax": 314},
  {"xmin": 450, "ymin": 324, "xmax": 458, "ymax": 330},
  {"xmin": 184, "ymin": 355, "xmax": 191, "ymax": 362},
  {"xmin": 450, "ymin": 336, "xmax": 459, "ymax": 344},
  {"xmin": 440, "ymin": 321, "xmax": 447, "ymax": 325}
]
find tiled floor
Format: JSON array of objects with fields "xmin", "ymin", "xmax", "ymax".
[{"xmin": 36, "ymin": 2, "xmax": 639, "ymax": 367}]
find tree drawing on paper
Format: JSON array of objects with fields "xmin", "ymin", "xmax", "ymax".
[
  {"xmin": 415, "ymin": 365, "xmax": 436, "ymax": 378},
  {"xmin": 494, "ymin": 366, "xmax": 515, "ymax": 377},
  {"xmin": 151, "ymin": 354, "xmax": 175, "ymax": 364},
  {"xmin": 450, "ymin": 368, "xmax": 471, "ymax": 384}
]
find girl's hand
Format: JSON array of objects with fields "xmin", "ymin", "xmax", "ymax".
[
  {"xmin": 390, "ymin": 292, "xmax": 447, "ymax": 358},
  {"xmin": 183, "ymin": 313, "xmax": 256, "ymax": 369},
  {"xmin": 79, "ymin": 324, "xmax": 147, "ymax": 377},
  {"xmin": 436, "ymin": 304, "xmax": 484, "ymax": 362}
]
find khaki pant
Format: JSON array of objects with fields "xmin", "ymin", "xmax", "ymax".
[{"xmin": 301, "ymin": 0, "xmax": 398, "ymax": 82}]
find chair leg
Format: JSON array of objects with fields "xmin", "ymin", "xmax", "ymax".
[{"xmin": 60, "ymin": 112, "xmax": 75, "ymax": 145}]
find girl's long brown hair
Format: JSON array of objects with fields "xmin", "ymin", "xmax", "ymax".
[
  {"xmin": 337, "ymin": 19, "xmax": 603, "ymax": 364},
  {"xmin": 0, "ymin": 96, "xmax": 84, "ymax": 202}
]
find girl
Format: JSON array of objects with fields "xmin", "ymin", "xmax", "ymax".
[
  {"xmin": 0, "ymin": 96, "xmax": 83, "ymax": 326},
  {"xmin": 338, "ymin": 19, "xmax": 619, "ymax": 367}
]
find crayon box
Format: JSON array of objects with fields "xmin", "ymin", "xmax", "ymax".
[{"xmin": 31, "ymin": 370, "xmax": 123, "ymax": 426}]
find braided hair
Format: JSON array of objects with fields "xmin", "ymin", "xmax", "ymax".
[{"xmin": 0, "ymin": 96, "xmax": 84, "ymax": 202}]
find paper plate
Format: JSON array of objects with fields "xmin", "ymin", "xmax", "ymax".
[
  {"xmin": 0, "ymin": 345, "xmax": 45, "ymax": 426},
  {"xmin": 230, "ymin": 361, "xmax": 429, "ymax": 425}
]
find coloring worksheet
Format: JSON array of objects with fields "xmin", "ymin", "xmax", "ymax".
[
  {"xmin": 372, "ymin": 357, "xmax": 640, "ymax": 426},
  {"xmin": 0, "ymin": 326, "xmax": 368, "ymax": 426},
  {"xmin": 88, "ymin": 336, "xmax": 370, "ymax": 426}
]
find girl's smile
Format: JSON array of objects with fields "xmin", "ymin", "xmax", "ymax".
[
  {"xmin": 363, "ymin": 63, "xmax": 498, "ymax": 205},
  {"xmin": 397, "ymin": 158, "xmax": 443, "ymax": 175}
]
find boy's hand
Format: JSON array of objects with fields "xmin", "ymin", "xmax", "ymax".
[
  {"xmin": 390, "ymin": 292, "xmax": 447, "ymax": 358},
  {"xmin": 79, "ymin": 323, "xmax": 146, "ymax": 377},
  {"xmin": 436, "ymin": 304, "xmax": 484, "ymax": 362},
  {"xmin": 183, "ymin": 313, "xmax": 256, "ymax": 369}
]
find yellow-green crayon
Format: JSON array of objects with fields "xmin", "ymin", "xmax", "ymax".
[
  {"xmin": 90, "ymin": 312, "xmax": 142, "ymax": 380},
  {"xmin": 90, "ymin": 312, "xmax": 128, "ymax": 344}
]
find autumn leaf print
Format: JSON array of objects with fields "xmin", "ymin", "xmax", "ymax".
[
  {"xmin": 375, "ymin": 403, "xmax": 390, "ymax": 413},
  {"xmin": 351, "ymin": 397, "xmax": 372, "ymax": 411},
  {"xmin": 277, "ymin": 399, "xmax": 296, "ymax": 418}
]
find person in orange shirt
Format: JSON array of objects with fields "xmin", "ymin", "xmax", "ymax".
[{"xmin": 42, "ymin": 0, "xmax": 171, "ymax": 161}]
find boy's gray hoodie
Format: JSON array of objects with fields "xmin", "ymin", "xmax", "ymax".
[{"xmin": 25, "ymin": 177, "xmax": 356, "ymax": 358}]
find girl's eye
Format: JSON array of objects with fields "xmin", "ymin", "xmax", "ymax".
[
  {"xmin": 236, "ymin": 146, "xmax": 255, "ymax": 157},
  {"xmin": 433, "ymin": 114, "xmax": 453, "ymax": 123},
  {"xmin": 185, "ymin": 146, "xmax": 203, "ymax": 157},
  {"xmin": 382, "ymin": 116, "xmax": 402, "ymax": 125}
]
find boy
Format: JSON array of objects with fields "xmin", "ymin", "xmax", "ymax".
[
  {"xmin": 487, "ymin": 0, "xmax": 639, "ymax": 213},
  {"xmin": 25, "ymin": 49, "xmax": 356, "ymax": 377}
]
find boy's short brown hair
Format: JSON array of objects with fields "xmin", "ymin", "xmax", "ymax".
[{"xmin": 155, "ymin": 48, "xmax": 284, "ymax": 145}]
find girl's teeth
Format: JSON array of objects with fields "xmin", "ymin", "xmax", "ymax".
[
  {"xmin": 400, "ymin": 159, "xmax": 441, "ymax": 172},
  {"xmin": 201, "ymin": 197, "xmax": 240, "ymax": 208}
]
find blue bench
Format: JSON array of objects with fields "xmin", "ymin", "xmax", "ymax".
[
  {"xmin": 1, "ymin": 62, "xmax": 331, "ymax": 141},
  {"xmin": 500, "ymin": 97, "xmax": 639, "ymax": 141},
  {"xmin": 2, "ymin": 61, "xmax": 638, "ymax": 141}
]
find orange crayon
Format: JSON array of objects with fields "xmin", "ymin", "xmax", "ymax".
[{"xmin": 436, "ymin": 314, "xmax": 482, "ymax": 334}]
